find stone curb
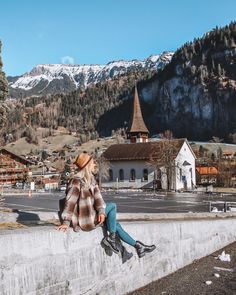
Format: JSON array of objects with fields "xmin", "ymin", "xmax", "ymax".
[{"xmin": 1, "ymin": 210, "xmax": 236, "ymax": 225}]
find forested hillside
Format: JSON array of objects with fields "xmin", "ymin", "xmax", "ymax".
[
  {"xmin": 137, "ymin": 21, "xmax": 236, "ymax": 141},
  {"xmin": 0, "ymin": 40, "xmax": 8, "ymax": 130},
  {"xmin": 3, "ymin": 69, "xmax": 154, "ymax": 143},
  {"xmin": 0, "ymin": 41, "xmax": 8, "ymax": 101}
]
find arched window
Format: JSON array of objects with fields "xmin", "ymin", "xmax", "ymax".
[
  {"xmin": 109, "ymin": 169, "xmax": 113, "ymax": 181},
  {"xmin": 189, "ymin": 167, "xmax": 192, "ymax": 179},
  {"xmin": 143, "ymin": 169, "xmax": 148, "ymax": 181},
  {"xmin": 130, "ymin": 169, "xmax": 136, "ymax": 181},
  {"xmin": 119, "ymin": 169, "xmax": 124, "ymax": 181}
]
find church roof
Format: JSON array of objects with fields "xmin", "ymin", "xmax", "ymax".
[
  {"xmin": 128, "ymin": 86, "xmax": 149, "ymax": 134},
  {"xmin": 103, "ymin": 139, "xmax": 187, "ymax": 162}
]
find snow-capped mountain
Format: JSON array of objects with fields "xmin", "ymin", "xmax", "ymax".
[{"xmin": 8, "ymin": 52, "xmax": 173, "ymax": 98}]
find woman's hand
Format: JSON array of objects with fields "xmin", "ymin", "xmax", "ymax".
[
  {"xmin": 56, "ymin": 224, "xmax": 69, "ymax": 232},
  {"xmin": 98, "ymin": 214, "xmax": 106, "ymax": 225}
]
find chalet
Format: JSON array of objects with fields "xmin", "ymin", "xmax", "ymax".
[
  {"xmin": 102, "ymin": 86, "xmax": 196, "ymax": 190},
  {"xmin": 222, "ymin": 152, "xmax": 235, "ymax": 159},
  {"xmin": 196, "ymin": 166, "xmax": 219, "ymax": 185},
  {"xmin": 0, "ymin": 148, "xmax": 33, "ymax": 186},
  {"xmin": 43, "ymin": 178, "xmax": 60, "ymax": 190}
]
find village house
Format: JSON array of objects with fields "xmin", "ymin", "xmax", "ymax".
[
  {"xmin": 102, "ymin": 86, "xmax": 196, "ymax": 191},
  {"xmin": 222, "ymin": 152, "xmax": 235, "ymax": 159},
  {"xmin": 0, "ymin": 148, "xmax": 33, "ymax": 187},
  {"xmin": 42, "ymin": 178, "xmax": 60, "ymax": 190},
  {"xmin": 196, "ymin": 166, "xmax": 219, "ymax": 185}
]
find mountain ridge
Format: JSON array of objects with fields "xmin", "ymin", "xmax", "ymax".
[{"xmin": 8, "ymin": 52, "xmax": 173, "ymax": 98}]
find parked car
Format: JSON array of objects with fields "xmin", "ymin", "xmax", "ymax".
[{"xmin": 60, "ymin": 186, "xmax": 66, "ymax": 191}]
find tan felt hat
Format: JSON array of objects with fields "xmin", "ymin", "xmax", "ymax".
[{"xmin": 74, "ymin": 152, "xmax": 92, "ymax": 170}]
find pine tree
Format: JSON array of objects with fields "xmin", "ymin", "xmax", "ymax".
[{"xmin": 0, "ymin": 41, "xmax": 8, "ymax": 101}]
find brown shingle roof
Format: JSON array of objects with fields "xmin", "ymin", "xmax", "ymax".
[
  {"xmin": 0, "ymin": 148, "xmax": 34, "ymax": 165},
  {"xmin": 129, "ymin": 86, "xmax": 149, "ymax": 134},
  {"xmin": 196, "ymin": 167, "xmax": 218, "ymax": 175},
  {"xmin": 103, "ymin": 139, "xmax": 187, "ymax": 162}
]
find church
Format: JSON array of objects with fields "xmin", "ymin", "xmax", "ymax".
[{"xmin": 102, "ymin": 86, "xmax": 196, "ymax": 191}]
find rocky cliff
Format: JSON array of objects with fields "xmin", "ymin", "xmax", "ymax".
[
  {"xmin": 99, "ymin": 22, "xmax": 236, "ymax": 141},
  {"xmin": 137, "ymin": 22, "xmax": 236, "ymax": 140}
]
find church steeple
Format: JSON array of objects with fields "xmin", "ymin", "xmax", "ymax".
[{"xmin": 127, "ymin": 85, "xmax": 149, "ymax": 143}]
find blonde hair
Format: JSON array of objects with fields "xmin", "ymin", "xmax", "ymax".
[{"xmin": 75, "ymin": 158, "xmax": 94, "ymax": 185}]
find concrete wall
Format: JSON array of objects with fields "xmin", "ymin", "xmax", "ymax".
[{"xmin": 0, "ymin": 213, "xmax": 236, "ymax": 295}]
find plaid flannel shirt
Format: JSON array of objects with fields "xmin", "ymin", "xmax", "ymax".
[{"xmin": 61, "ymin": 177, "xmax": 106, "ymax": 231}]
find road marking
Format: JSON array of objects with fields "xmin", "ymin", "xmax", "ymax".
[
  {"xmin": 214, "ymin": 266, "xmax": 234, "ymax": 272},
  {"xmin": 118, "ymin": 203, "xmax": 206, "ymax": 210}
]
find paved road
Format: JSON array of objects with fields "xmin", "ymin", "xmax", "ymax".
[{"xmin": 3, "ymin": 191, "xmax": 236, "ymax": 213}]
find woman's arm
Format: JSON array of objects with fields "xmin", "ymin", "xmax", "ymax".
[
  {"xmin": 56, "ymin": 223, "xmax": 69, "ymax": 231},
  {"xmin": 61, "ymin": 179, "xmax": 80, "ymax": 226},
  {"xmin": 93, "ymin": 185, "xmax": 106, "ymax": 217}
]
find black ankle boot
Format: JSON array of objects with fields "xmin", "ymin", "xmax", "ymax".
[
  {"xmin": 103, "ymin": 233, "xmax": 119, "ymax": 254},
  {"xmin": 121, "ymin": 246, "xmax": 133, "ymax": 264},
  {"xmin": 135, "ymin": 241, "xmax": 156, "ymax": 258}
]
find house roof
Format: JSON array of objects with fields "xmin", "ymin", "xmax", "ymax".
[
  {"xmin": 223, "ymin": 152, "xmax": 234, "ymax": 156},
  {"xmin": 128, "ymin": 86, "xmax": 149, "ymax": 134},
  {"xmin": 0, "ymin": 148, "xmax": 34, "ymax": 165},
  {"xmin": 43, "ymin": 178, "xmax": 60, "ymax": 184},
  {"xmin": 196, "ymin": 166, "xmax": 218, "ymax": 175},
  {"xmin": 103, "ymin": 139, "xmax": 187, "ymax": 162}
]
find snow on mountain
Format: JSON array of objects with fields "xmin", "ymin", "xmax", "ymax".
[{"xmin": 8, "ymin": 52, "xmax": 173, "ymax": 97}]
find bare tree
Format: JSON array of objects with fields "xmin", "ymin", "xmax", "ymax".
[
  {"xmin": 217, "ymin": 158, "xmax": 235, "ymax": 187},
  {"xmin": 96, "ymin": 154, "xmax": 110, "ymax": 188},
  {"xmin": 24, "ymin": 126, "xmax": 39, "ymax": 144},
  {"xmin": 0, "ymin": 195, "xmax": 5, "ymax": 207},
  {"xmin": 148, "ymin": 131, "xmax": 178, "ymax": 191},
  {"xmin": 160, "ymin": 129, "xmax": 174, "ymax": 140},
  {"xmin": 113, "ymin": 128, "xmax": 125, "ymax": 144},
  {"xmin": 229, "ymin": 133, "xmax": 236, "ymax": 144},
  {"xmin": 210, "ymin": 136, "xmax": 224, "ymax": 143}
]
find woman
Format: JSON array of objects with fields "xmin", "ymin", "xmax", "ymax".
[{"xmin": 57, "ymin": 151, "xmax": 156, "ymax": 258}]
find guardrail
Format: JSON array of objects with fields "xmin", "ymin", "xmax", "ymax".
[{"xmin": 208, "ymin": 201, "xmax": 236, "ymax": 212}]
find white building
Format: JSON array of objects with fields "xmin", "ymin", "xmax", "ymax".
[
  {"xmin": 102, "ymin": 85, "xmax": 196, "ymax": 191},
  {"xmin": 102, "ymin": 139, "xmax": 196, "ymax": 190}
]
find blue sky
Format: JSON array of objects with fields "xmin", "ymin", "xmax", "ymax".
[{"xmin": 1, "ymin": 0, "xmax": 235, "ymax": 76}]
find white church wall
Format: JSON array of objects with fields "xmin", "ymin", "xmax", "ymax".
[
  {"xmin": 175, "ymin": 141, "xmax": 196, "ymax": 190},
  {"xmin": 102, "ymin": 140, "xmax": 196, "ymax": 191},
  {"xmin": 102, "ymin": 160, "xmax": 155, "ymax": 189}
]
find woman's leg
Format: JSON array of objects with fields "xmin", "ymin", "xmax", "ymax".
[
  {"xmin": 105, "ymin": 202, "xmax": 117, "ymax": 233},
  {"xmin": 105, "ymin": 202, "xmax": 136, "ymax": 246},
  {"xmin": 103, "ymin": 202, "xmax": 119, "ymax": 253},
  {"xmin": 104, "ymin": 202, "xmax": 156, "ymax": 257},
  {"xmin": 116, "ymin": 222, "xmax": 136, "ymax": 246}
]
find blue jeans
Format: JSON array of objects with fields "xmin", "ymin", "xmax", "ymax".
[{"xmin": 105, "ymin": 202, "xmax": 136, "ymax": 247}]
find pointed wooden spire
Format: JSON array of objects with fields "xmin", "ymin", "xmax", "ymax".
[
  {"xmin": 128, "ymin": 85, "xmax": 149, "ymax": 143},
  {"xmin": 129, "ymin": 85, "xmax": 149, "ymax": 133}
]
